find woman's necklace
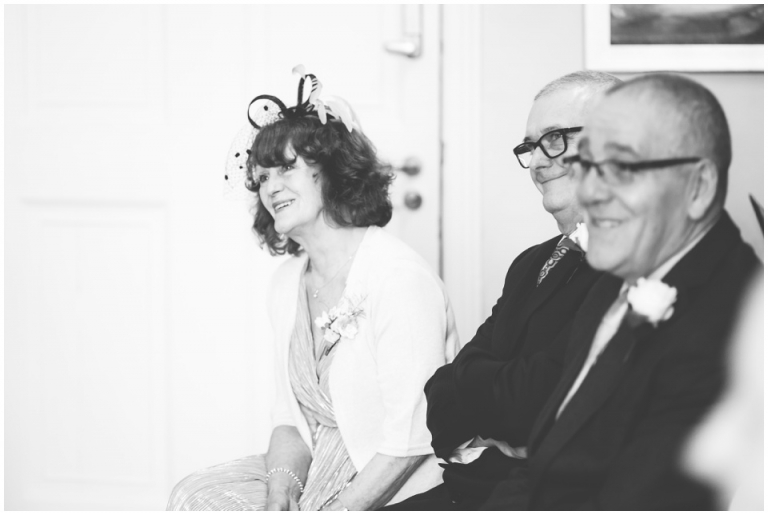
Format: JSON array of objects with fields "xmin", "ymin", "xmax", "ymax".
[{"xmin": 308, "ymin": 253, "xmax": 355, "ymax": 299}]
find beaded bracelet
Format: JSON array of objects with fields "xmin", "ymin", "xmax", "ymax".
[{"xmin": 265, "ymin": 467, "xmax": 305, "ymax": 493}]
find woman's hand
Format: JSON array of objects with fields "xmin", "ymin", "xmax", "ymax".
[
  {"xmin": 265, "ymin": 426, "xmax": 312, "ymax": 511},
  {"xmin": 265, "ymin": 497, "xmax": 299, "ymax": 511},
  {"xmin": 266, "ymin": 476, "xmax": 301, "ymax": 511},
  {"xmin": 266, "ymin": 492, "xmax": 298, "ymax": 511},
  {"xmin": 266, "ymin": 474, "xmax": 301, "ymax": 511}
]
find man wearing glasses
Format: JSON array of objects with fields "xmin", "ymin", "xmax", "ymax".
[
  {"xmin": 384, "ymin": 71, "xmax": 621, "ymax": 510},
  {"xmin": 480, "ymin": 73, "xmax": 760, "ymax": 509}
]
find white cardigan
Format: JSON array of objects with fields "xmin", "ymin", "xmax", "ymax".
[{"xmin": 267, "ymin": 227, "xmax": 461, "ymax": 504}]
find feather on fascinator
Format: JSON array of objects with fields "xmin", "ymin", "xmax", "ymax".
[{"xmin": 223, "ymin": 65, "xmax": 361, "ymax": 200}]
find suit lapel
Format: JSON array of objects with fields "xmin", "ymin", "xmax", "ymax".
[
  {"xmin": 493, "ymin": 236, "xmax": 559, "ymax": 356},
  {"xmin": 662, "ymin": 213, "xmax": 741, "ymax": 295},
  {"xmin": 529, "ymin": 274, "xmax": 622, "ymax": 451},
  {"xmin": 524, "ymin": 250, "xmax": 583, "ymax": 320},
  {"xmin": 531, "ymin": 319, "xmax": 642, "ymax": 481},
  {"xmin": 502, "ymin": 238, "xmax": 584, "ymax": 354}
]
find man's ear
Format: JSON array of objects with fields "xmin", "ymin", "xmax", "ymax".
[{"xmin": 688, "ymin": 159, "xmax": 719, "ymax": 220}]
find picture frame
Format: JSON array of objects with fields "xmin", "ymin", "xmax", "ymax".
[{"xmin": 584, "ymin": 5, "xmax": 764, "ymax": 72}]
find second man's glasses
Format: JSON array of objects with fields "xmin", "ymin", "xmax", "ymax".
[{"xmin": 513, "ymin": 127, "xmax": 583, "ymax": 169}]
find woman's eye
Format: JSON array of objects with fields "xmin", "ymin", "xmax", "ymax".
[
  {"xmin": 258, "ymin": 174, "xmax": 268, "ymax": 183},
  {"xmin": 281, "ymin": 164, "xmax": 294, "ymax": 173}
]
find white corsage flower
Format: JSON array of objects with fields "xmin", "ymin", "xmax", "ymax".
[
  {"xmin": 627, "ymin": 278, "xmax": 677, "ymax": 327},
  {"xmin": 314, "ymin": 295, "xmax": 366, "ymax": 355},
  {"xmin": 571, "ymin": 222, "xmax": 589, "ymax": 252},
  {"xmin": 314, "ymin": 311, "xmax": 331, "ymax": 328},
  {"xmin": 323, "ymin": 328, "xmax": 341, "ymax": 344},
  {"xmin": 338, "ymin": 320, "xmax": 358, "ymax": 340}
]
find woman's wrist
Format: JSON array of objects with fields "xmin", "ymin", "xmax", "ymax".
[
  {"xmin": 266, "ymin": 470, "xmax": 304, "ymax": 502},
  {"xmin": 266, "ymin": 467, "xmax": 304, "ymax": 493}
]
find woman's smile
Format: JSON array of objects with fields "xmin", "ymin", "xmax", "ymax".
[{"xmin": 273, "ymin": 198, "xmax": 296, "ymax": 213}]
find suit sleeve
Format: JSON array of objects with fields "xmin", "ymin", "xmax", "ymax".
[
  {"xmin": 450, "ymin": 317, "xmax": 572, "ymax": 446},
  {"xmin": 425, "ymin": 249, "xmax": 533, "ymax": 457}
]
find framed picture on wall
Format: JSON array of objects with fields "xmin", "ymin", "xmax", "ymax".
[{"xmin": 584, "ymin": 4, "xmax": 764, "ymax": 72}]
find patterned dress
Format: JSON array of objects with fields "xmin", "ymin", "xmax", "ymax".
[{"xmin": 166, "ymin": 278, "xmax": 357, "ymax": 510}]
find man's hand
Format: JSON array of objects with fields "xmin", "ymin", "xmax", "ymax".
[{"xmin": 469, "ymin": 436, "xmax": 528, "ymax": 459}]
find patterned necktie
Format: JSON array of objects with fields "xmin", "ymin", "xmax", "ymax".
[{"xmin": 537, "ymin": 237, "xmax": 582, "ymax": 286}]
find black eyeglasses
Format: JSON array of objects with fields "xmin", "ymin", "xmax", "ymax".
[
  {"xmin": 563, "ymin": 155, "xmax": 703, "ymax": 186},
  {"xmin": 513, "ymin": 127, "xmax": 583, "ymax": 169}
]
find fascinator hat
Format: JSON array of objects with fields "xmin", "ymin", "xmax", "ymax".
[{"xmin": 224, "ymin": 65, "xmax": 362, "ymax": 200}]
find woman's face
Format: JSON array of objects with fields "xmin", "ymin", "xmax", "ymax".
[{"xmin": 256, "ymin": 149, "xmax": 325, "ymax": 239}]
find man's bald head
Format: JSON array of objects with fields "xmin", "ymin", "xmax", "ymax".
[
  {"xmin": 535, "ymin": 70, "xmax": 623, "ymax": 106},
  {"xmin": 604, "ymin": 74, "xmax": 731, "ymax": 206}
]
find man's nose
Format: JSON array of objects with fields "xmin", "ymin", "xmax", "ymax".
[
  {"xmin": 528, "ymin": 146, "xmax": 552, "ymax": 170},
  {"xmin": 576, "ymin": 165, "xmax": 611, "ymax": 208}
]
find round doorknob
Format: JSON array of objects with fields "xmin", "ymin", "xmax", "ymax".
[
  {"xmin": 395, "ymin": 157, "xmax": 422, "ymax": 176},
  {"xmin": 404, "ymin": 191, "xmax": 423, "ymax": 210}
]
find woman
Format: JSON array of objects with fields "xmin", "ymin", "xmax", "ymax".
[{"xmin": 168, "ymin": 68, "xmax": 460, "ymax": 511}]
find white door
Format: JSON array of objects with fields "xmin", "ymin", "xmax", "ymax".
[{"xmin": 4, "ymin": 5, "xmax": 441, "ymax": 509}]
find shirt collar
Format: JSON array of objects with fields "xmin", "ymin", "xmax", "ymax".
[{"xmin": 558, "ymin": 225, "xmax": 580, "ymax": 243}]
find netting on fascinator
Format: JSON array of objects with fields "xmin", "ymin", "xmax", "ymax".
[{"xmin": 223, "ymin": 64, "xmax": 362, "ymax": 200}]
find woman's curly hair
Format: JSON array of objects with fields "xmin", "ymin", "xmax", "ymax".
[{"xmin": 245, "ymin": 115, "xmax": 393, "ymax": 256}]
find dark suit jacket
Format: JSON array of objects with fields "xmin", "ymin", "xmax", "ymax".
[
  {"xmin": 482, "ymin": 212, "xmax": 760, "ymax": 510},
  {"xmin": 423, "ymin": 233, "xmax": 603, "ymax": 499}
]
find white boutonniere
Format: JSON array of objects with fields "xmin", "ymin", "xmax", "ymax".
[
  {"xmin": 627, "ymin": 278, "xmax": 677, "ymax": 327},
  {"xmin": 571, "ymin": 222, "xmax": 589, "ymax": 252},
  {"xmin": 314, "ymin": 295, "xmax": 366, "ymax": 354}
]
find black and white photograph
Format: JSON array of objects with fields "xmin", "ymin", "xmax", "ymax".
[
  {"xmin": 4, "ymin": 4, "xmax": 764, "ymax": 511},
  {"xmin": 585, "ymin": 4, "xmax": 764, "ymax": 71},
  {"xmin": 610, "ymin": 4, "xmax": 764, "ymax": 45}
]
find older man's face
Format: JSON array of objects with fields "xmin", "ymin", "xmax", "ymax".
[
  {"xmin": 524, "ymin": 87, "xmax": 591, "ymax": 223},
  {"xmin": 576, "ymin": 92, "xmax": 699, "ymax": 282}
]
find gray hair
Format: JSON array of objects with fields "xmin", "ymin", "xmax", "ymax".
[
  {"xmin": 534, "ymin": 70, "xmax": 623, "ymax": 101},
  {"xmin": 607, "ymin": 73, "xmax": 731, "ymax": 205}
]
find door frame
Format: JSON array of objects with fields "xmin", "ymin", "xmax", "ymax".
[{"xmin": 441, "ymin": 4, "xmax": 484, "ymax": 340}]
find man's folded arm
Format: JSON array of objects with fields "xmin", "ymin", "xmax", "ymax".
[
  {"xmin": 424, "ymin": 248, "xmax": 540, "ymax": 456},
  {"xmin": 450, "ymin": 323, "xmax": 572, "ymax": 446},
  {"xmin": 424, "ymin": 311, "xmax": 499, "ymax": 458}
]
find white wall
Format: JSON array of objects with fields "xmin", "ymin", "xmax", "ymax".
[{"xmin": 473, "ymin": 5, "xmax": 764, "ymax": 317}]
